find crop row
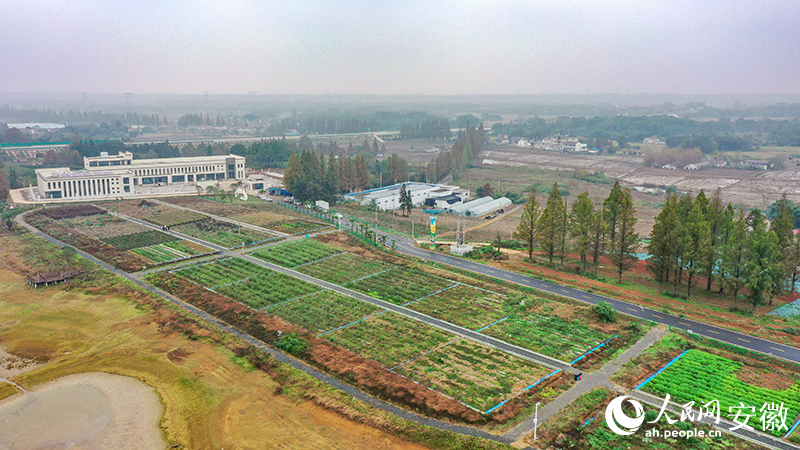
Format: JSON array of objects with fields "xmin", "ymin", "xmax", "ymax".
[
  {"xmin": 344, "ymin": 266, "xmax": 456, "ymax": 305},
  {"xmin": 173, "ymin": 218, "xmax": 277, "ymax": 248},
  {"xmin": 251, "ymin": 239, "xmax": 341, "ymax": 268},
  {"xmin": 144, "ymin": 209, "xmax": 207, "ymax": 227},
  {"xmin": 408, "ymin": 285, "xmax": 506, "ymax": 330},
  {"xmin": 174, "ymin": 257, "xmax": 269, "ymax": 287},
  {"xmin": 394, "ymin": 339, "xmax": 550, "ymax": 411},
  {"xmin": 130, "ymin": 240, "xmax": 211, "ymax": 264},
  {"xmin": 214, "ymin": 273, "xmax": 322, "ymax": 309},
  {"xmin": 102, "ymin": 230, "xmax": 180, "ymax": 250},
  {"xmin": 325, "ymin": 312, "xmax": 453, "ymax": 367},
  {"xmin": 296, "ymin": 252, "xmax": 395, "ymax": 285},
  {"xmin": 269, "ymin": 290, "xmax": 382, "ymax": 333},
  {"xmin": 643, "ymin": 350, "xmax": 800, "ymax": 437},
  {"xmin": 482, "ymin": 314, "xmax": 609, "ymax": 361},
  {"xmin": 264, "ymin": 219, "xmax": 329, "ymax": 235}
]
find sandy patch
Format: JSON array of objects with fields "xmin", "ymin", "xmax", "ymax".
[
  {"xmin": 0, "ymin": 347, "xmax": 43, "ymax": 379},
  {"xmin": 0, "ymin": 372, "xmax": 165, "ymax": 450}
]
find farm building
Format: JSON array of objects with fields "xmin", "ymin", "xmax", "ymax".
[
  {"xmin": 465, "ymin": 197, "xmax": 512, "ymax": 217},
  {"xmin": 35, "ymin": 151, "xmax": 246, "ymax": 201},
  {"xmin": 447, "ymin": 196, "xmax": 494, "ymax": 215},
  {"xmin": 345, "ymin": 182, "xmax": 468, "ymax": 211}
]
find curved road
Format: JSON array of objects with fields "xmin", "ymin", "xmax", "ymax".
[{"xmin": 380, "ymin": 234, "xmax": 800, "ymax": 365}]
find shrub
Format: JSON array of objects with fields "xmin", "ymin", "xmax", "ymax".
[
  {"xmin": 593, "ymin": 301, "xmax": 617, "ymax": 323},
  {"xmin": 275, "ymin": 333, "xmax": 309, "ymax": 356}
]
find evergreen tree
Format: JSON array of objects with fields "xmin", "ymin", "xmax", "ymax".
[
  {"xmin": 570, "ymin": 192, "xmax": 594, "ymax": 271},
  {"xmin": 283, "ymin": 151, "xmax": 304, "ymax": 194},
  {"xmin": 537, "ymin": 183, "xmax": 566, "ymax": 265},
  {"xmin": 702, "ymin": 189, "xmax": 726, "ymax": 291},
  {"xmin": 400, "ymin": 183, "xmax": 413, "ymax": 216},
  {"xmin": 745, "ymin": 210, "xmax": 783, "ymax": 312},
  {"xmin": 588, "ymin": 209, "xmax": 607, "ymax": 274},
  {"xmin": 608, "ymin": 188, "xmax": 639, "ymax": 283},
  {"xmin": 647, "ymin": 193, "xmax": 679, "ymax": 291},
  {"xmin": 681, "ymin": 202, "xmax": 711, "ymax": 298},
  {"xmin": 514, "ymin": 190, "xmax": 541, "ymax": 261},
  {"xmin": 720, "ymin": 209, "xmax": 749, "ymax": 306},
  {"xmin": 602, "ymin": 180, "xmax": 624, "ymax": 253}
]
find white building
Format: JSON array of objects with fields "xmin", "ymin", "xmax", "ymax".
[
  {"xmin": 344, "ymin": 182, "xmax": 469, "ymax": 211},
  {"xmin": 35, "ymin": 151, "xmax": 246, "ymax": 200}
]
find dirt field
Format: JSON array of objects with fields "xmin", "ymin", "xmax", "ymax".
[
  {"xmin": 477, "ymin": 144, "xmax": 800, "ymax": 211},
  {"xmin": 0, "ymin": 233, "xmax": 431, "ymax": 450}
]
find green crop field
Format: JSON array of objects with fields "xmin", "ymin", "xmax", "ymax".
[
  {"xmin": 264, "ymin": 219, "xmax": 329, "ymax": 234},
  {"xmin": 393, "ymin": 339, "xmax": 550, "ymax": 411},
  {"xmin": 173, "ymin": 257, "xmax": 270, "ymax": 287},
  {"xmin": 268, "ymin": 290, "xmax": 382, "ymax": 333},
  {"xmin": 251, "ymin": 239, "xmax": 341, "ymax": 268},
  {"xmin": 130, "ymin": 240, "xmax": 212, "ymax": 264},
  {"xmin": 643, "ymin": 350, "xmax": 800, "ymax": 437},
  {"xmin": 102, "ymin": 230, "xmax": 180, "ymax": 250},
  {"xmin": 215, "ymin": 272, "xmax": 322, "ymax": 309},
  {"xmin": 407, "ymin": 284, "xmax": 507, "ymax": 330},
  {"xmin": 482, "ymin": 314, "xmax": 609, "ymax": 361},
  {"xmin": 173, "ymin": 218, "xmax": 278, "ymax": 248},
  {"xmin": 343, "ymin": 267, "xmax": 456, "ymax": 305},
  {"xmin": 325, "ymin": 312, "xmax": 453, "ymax": 367},
  {"xmin": 296, "ymin": 253, "xmax": 394, "ymax": 284}
]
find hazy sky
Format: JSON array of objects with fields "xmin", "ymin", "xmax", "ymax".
[{"xmin": 3, "ymin": 0, "xmax": 798, "ymax": 96}]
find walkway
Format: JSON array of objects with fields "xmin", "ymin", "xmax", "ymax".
[
  {"xmin": 14, "ymin": 210, "xmax": 516, "ymax": 446},
  {"xmin": 504, "ymin": 327, "xmax": 668, "ymax": 442}
]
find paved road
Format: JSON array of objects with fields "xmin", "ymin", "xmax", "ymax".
[
  {"xmin": 115, "ymin": 206, "xmax": 572, "ymax": 371},
  {"xmin": 382, "ymin": 237, "xmax": 800, "ymax": 365}
]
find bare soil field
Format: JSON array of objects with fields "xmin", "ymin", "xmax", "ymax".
[{"xmin": 477, "ymin": 144, "xmax": 800, "ymax": 210}]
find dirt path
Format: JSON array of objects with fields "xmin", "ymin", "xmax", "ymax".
[{"xmin": 503, "ymin": 327, "xmax": 668, "ymax": 443}]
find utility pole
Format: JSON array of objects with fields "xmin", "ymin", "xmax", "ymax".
[{"xmin": 534, "ymin": 402, "xmax": 540, "ymax": 441}]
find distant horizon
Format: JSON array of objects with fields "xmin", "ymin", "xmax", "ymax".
[{"xmin": 3, "ymin": 2, "xmax": 798, "ymax": 97}]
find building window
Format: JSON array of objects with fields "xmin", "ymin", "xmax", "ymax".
[
  {"xmin": 124, "ymin": 186, "xmax": 130, "ymax": 193},
  {"xmin": 172, "ymin": 175, "xmax": 185, "ymax": 183},
  {"xmin": 123, "ymin": 178, "xmax": 130, "ymax": 184}
]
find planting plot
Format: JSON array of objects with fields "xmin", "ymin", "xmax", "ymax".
[
  {"xmin": 407, "ymin": 285, "xmax": 506, "ymax": 330},
  {"xmin": 393, "ymin": 339, "xmax": 550, "ymax": 411},
  {"xmin": 40, "ymin": 204, "xmax": 105, "ymax": 220},
  {"xmin": 215, "ymin": 273, "xmax": 322, "ymax": 309},
  {"xmin": 251, "ymin": 239, "xmax": 341, "ymax": 268},
  {"xmin": 130, "ymin": 240, "xmax": 211, "ymax": 264},
  {"xmin": 482, "ymin": 314, "xmax": 609, "ymax": 361},
  {"xmin": 102, "ymin": 230, "xmax": 180, "ymax": 250},
  {"xmin": 144, "ymin": 209, "xmax": 207, "ymax": 227},
  {"xmin": 344, "ymin": 267, "xmax": 456, "ymax": 305},
  {"xmin": 269, "ymin": 290, "xmax": 382, "ymax": 333},
  {"xmin": 296, "ymin": 253, "xmax": 394, "ymax": 285},
  {"xmin": 643, "ymin": 350, "xmax": 800, "ymax": 437},
  {"xmin": 264, "ymin": 219, "xmax": 329, "ymax": 235},
  {"xmin": 76, "ymin": 220, "xmax": 149, "ymax": 239},
  {"xmin": 325, "ymin": 312, "xmax": 453, "ymax": 367},
  {"xmin": 173, "ymin": 218, "xmax": 278, "ymax": 248},
  {"xmin": 238, "ymin": 211, "xmax": 293, "ymax": 227},
  {"xmin": 173, "ymin": 257, "xmax": 270, "ymax": 288}
]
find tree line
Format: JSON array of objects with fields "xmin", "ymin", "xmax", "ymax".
[
  {"xmin": 514, "ymin": 181, "xmax": 639, "ymax": 283},
  {"xmin": 647, "ymin": 191, "xmax": 799, "ymax": 312},
  {"xmin": 422, "ymin": 124, "xmax": 485, "ymax": 182},
  {"xmin": 490, "ymin": 114, "xmax": 800, "ymax": 148}
]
